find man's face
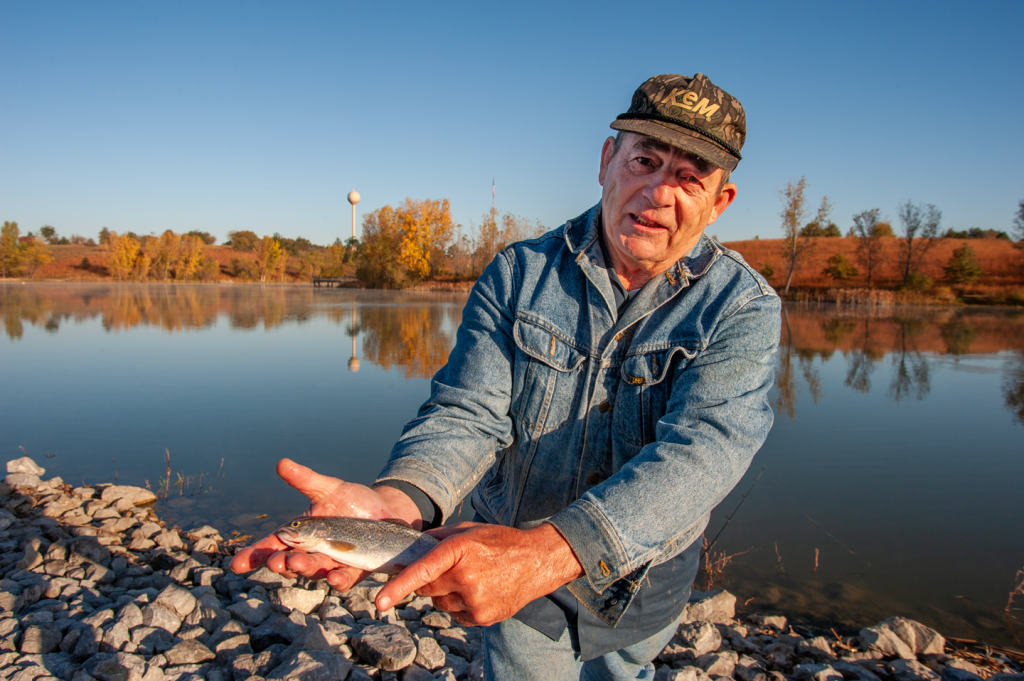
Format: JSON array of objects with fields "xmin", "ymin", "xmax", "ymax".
[{"xmin": 598, "ymin": 132, "xmax": 737, "ymax": 285}]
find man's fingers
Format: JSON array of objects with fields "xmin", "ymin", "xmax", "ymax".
[
  {"xmin": 424, "ymin": 521, "xmax": 483, "ymax": 540},
  {"xmin": 276, "ymin": 458, "xmax": 344, "ymax": 505},
  {"xmin": 230, "ymin": 534, "xmax": 288, "ymax": 574},
  {"xmin": 375, "ymin": 544, "xmax": 458, "ymax": 611}
]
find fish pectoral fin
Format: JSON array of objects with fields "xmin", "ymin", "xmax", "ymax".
[{"xmin": 326, "ymin": 540, "xmax": 358, "ymax": 552}]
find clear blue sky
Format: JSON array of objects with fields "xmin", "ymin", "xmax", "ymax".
[{"xmin": 2, "ymin": 1, "xmax": 1022, "ymax": 246}]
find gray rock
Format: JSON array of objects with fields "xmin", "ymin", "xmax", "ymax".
[
  {"xmin": 229, "ymin": 650, "xmax": 281, "ymax": 680},
  {"xmin": 414, "ymin": 636, "xmax": 446, "ymax": 670},
  {"xmin": 243, "ymin": 568, "xmax": 295, "ymax": 590},
  {"xmin": 101, "ymin": 621, "xmax": 132, "ymax": 652},
  {"xmin": 342, "ymin": 595, "xmax": 377, "ymax": 621},
  {"xmin": 116, "ymin": 603, "xmax": 144, "ymax": 631},
  {"xmin": 191, "ymin": 568, "xmax": 222, "ymax": 587},
  {"xmin": 142, "ymin": 603, "xmax": 182, "ymax": 635},
  {"xmin": 130, "ymin": 627, "xmax": 176, "ymax": 655},
  {"xmin": 8, "ymin": 456, "xmax": 45, "ymax": 476},
  {"xmin": 682, "ymin": 590, "xmax": 737, "ymax": 625},
  {"xmin": 833, "ymin": 661, "xmax": 882, "ymax": 681},
  {"xmin": 154, "ymin": 585, "xmax": 197, "ymax": 620},
  {"xmin": 696, "ymin": 651, "xmax": 739, "ymax": 677},
  {"xmin": 73, "ymin": 625, "xmax": 102, "ymax": 658},
  {"xmin": 664, "ymin": 669, "xmax": 713, "ymax": 681},
  {"xmin": 435, "ymin": 628, "xmax": 474, "ymax": 661},
  {"xmin": 860, "ymin": 626, "xmax": 915, "ymax": 660},
  {"xmin": 17, "ymin": 537, "xmax": 46, "ymax": 571},
  {"xmin": 66, "ymin": 538, "xmax": 112, "ymax": 568},
  {"xmin": 419, "ymin": 611, "xmax": 451, "ymax": 629},
  {"xmin": 888, "ymin": 660, "xmax": 940, "ymax": 681},
  {"xmin": 266, "ymin": 650, "xmax": 352, "ymax": 681},
  {"xmin": 153, "ymin": 531, "xmax": 184, "ymax": 551},
  {"xmin": 658, "ymin": 642, "xmax": 696, "ymax": 666},
  {"xmin": 213, "ymin": 634, "xmax": 253, "ymax": 663},
  {"xmin": 940, "ymin": 668, "xmax": 982, "ymax": 681},
  {"xmin": 879, "ymin": 618, "xmax": 945, "ymax": 657},
  {"xmin": 987, "ymin": 675, "xmax": 1024, "ymax": 681},
  {"xmin": 5, "ymin": 473, "xmax": 41, "ymax": 489},
  {"xmin": 792, "ymin": 664, "xmax": 844, "ymax": 681},
  {"xmin": 269, "ymin": 587, "xmax": 324, "ymax": 615},
  {"xmin": 21, "ymin": 626, "xmax": 63, "ymax": 654},
  {"xmin": 677, "ymin": 620, "xmax": 722, "ymax": 656},
  {"xmin": 401, "ymin": 666, "xmax": 435, "ymax": 681},
  {"xmin": 99, "ymin": 486, "xmax": 157, "ymax": 510},
  {"xmin": 164, "ymin": 639, "xmax": 216, "ymax": 665},
  {"xmin": 182, "ymin": 603, "xmax": 230, "ymax": 634},
  {"xmin": 748, "ymin": 614, "xmax": 788, "ymax": 631},
  {"xmin": 91, "ymin": 658, "xmax": 141, "ymax": 681},
  {"xmin": 798, "ymin": 637, "xmax": 836, "ymax": 662},
  {"xmin": 351, "ymin": 624, "xmax": 417, "ymax": 671},
  {"xmin": 205, "ymin": 620, "xmax": 249, "ymax": 650}
]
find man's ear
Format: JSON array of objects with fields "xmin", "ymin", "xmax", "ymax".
[
  {"xmin": 598, "ymin": 136, "xmax": 616, "ymax": 187},
  {"xmin": 706, "ymin": 182, "xmax": 738, "ymax": 226}
]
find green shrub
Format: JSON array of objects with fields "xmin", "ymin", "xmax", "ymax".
[
  {"xmin": 822, "ymin": 253, "xmax": 859, "ymax": 281},
  {"xmin": 904, "ymin": 271, "xmax": 934, "ymax": 292},
  {"xmin": 759, "ymin": 262, "xmax": 774, "ymax": 278},
  {"xmin": 943, "ymin": 243, "xmax": 982, "ymax": 284}
]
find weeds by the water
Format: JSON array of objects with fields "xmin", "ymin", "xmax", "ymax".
[
  {"xmin": 1006, "ymin": 567, "xmax": 1024, "ymax": 647},
  {"xmin": 701, "ymin": 536, "xmax": 757, "ymax": 590},
  {"xmin": 145, "ymin": 448, "xmax": 223, "ymax": 500}
]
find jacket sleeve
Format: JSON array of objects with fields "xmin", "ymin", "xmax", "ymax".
[
  {"xmin": 375, "ymin": 251, "xmax": 518, "ymax": 519},
  {"xmin": 547, "ymin": 290, "xmax": 781, "ymax": 593}
]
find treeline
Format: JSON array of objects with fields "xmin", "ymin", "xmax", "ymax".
[
  {"xmin": 0, "ymin": 222, "xmax": 54, "ymax": 278},
  {"xmin": 106, "ymin": 230, "xmax": 220, "ymax": 282},
  {"xmin": 772, "ymin": 180, "xmax": 1023, "ymax": 295}
]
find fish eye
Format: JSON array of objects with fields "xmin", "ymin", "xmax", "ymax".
[{"xmin": 290, "ymin": 521, "xmax": 301, "ymax": 528}]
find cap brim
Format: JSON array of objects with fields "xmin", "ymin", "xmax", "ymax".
[{"xmin": 610, "ymin": 119, "xmax": 739, "ymax": 172}]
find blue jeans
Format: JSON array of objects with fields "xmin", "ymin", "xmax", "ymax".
[{"xmin": 482, "ymin": 611, "xmax": 681, "ymax": 681}]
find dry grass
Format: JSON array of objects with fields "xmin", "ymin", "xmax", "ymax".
[{"xmin": 724, "ymin": 236, "xmax": 1024, "ymax": 293}]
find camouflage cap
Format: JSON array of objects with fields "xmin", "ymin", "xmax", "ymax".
[{"xmin": 610, "ymin": 73, "xmax": 746, "ymax": 171}]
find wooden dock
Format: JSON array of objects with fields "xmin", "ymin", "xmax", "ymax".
[{"xmin": 312, "ymin": 277, "xmax": 354, "ymax": 288}]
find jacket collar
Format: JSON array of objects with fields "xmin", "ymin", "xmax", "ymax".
[{"xmin": 563, "ymin": 202, "xmax": 722, "ymax": 283}]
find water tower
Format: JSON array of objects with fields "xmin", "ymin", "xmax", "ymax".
[{"xmin": 347, "ymin": 190, "xmax": 360, "ymax": 243}]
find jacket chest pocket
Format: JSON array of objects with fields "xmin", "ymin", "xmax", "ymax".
[
  {"xmin": 616, "ymin": 345, "xmax": 698, "ymax": 446},
  {"xmin": 511, "ymin": 318, "xmax": 587, "ymax": 434}
]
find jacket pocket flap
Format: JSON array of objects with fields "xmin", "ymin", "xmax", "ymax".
[
  {"xmin": 514, "ymin": 318, "xmax": 587, "ymax": 372},
  {"xmin": 622, "ymin": 346, "xmax": 697, "ymax": 386}
]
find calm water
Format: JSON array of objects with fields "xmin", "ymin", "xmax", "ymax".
[{"xmin": 2, "ymin": 283, "xmax": 1022, "ymax": 646}]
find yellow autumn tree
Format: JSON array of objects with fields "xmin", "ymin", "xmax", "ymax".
[
  {"xmin": 398, "ymin": 198, "xmax": 455, "ymax": 280},
  {"xmin": 357, "ymin": 205, "xmax": 405, "ymax": 288},
  {"xmin": 173, "ymin": 234, "xmax": 206, "ymax": 280},
  {"xmin": 253, "ymin": 235, "xmax": 283, "ymax": 283},
  {"xmin": 107, "ymin": 233, "xmax": 150, "ymax": 281}
]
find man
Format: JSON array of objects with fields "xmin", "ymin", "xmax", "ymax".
[{"xmin": 232, "ymin": 73, "xmax": 780, "ymax": 680}]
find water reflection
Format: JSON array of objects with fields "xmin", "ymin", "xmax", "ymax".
[
  {"xmin": 778, "ymin": 305, "xmax": 1024, "ymax": 423},
  {"xmin": 0, "ymin": 283, "xmax": 464, "ymax": 380}
]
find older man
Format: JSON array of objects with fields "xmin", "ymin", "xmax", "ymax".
[{"xmin": 233, "ymin": 73, "xmax": 780, "ymax": 680}]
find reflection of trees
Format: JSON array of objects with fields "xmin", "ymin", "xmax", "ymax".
[
  {"xmin": 1003, "ymin": 352, "xmax": 1024, "ymax": 427},
  {"xmin": 774, "ymin": 307, "xmax": 823, "ymax": 420},
  {"xmin": 888, "ymin": 316, "xmax": 931, "ymax": 402},
  {"xmin": 360, "ymin": 305, "xmax": 454, "ymax": 379},
  {"xmin": 940, "ymin": 316, "xmax": 977, "ymax": 356},
  {"xmin": 844, "ymin": 319, "xmax": 881, "ymax": 393}
]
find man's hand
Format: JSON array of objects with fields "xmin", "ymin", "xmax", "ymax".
[
  {"xmin": 375, "ymin": 522, "xmax": 583, "ymax": 627},
  {"xmin": 230, "ymin": 458, "xmax": 422, "ymax": 592}
]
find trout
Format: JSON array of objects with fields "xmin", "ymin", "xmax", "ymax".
[{"xmin": 274, "ymin": 517, "xmax": 439, "ymax": 574}]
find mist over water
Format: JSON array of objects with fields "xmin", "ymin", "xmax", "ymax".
[{"xmin": 2, "ymin": 283, "xmax": 1021, "ymax": 646}]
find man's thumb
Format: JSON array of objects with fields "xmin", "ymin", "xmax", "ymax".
[{"xmin": 276, "ymin": 458, "xmax": 341, "ymax": 503}]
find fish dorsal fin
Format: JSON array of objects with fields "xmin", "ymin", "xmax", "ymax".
[{"xmin": 326, "ymin": 540, "xmax": 357, "ymax": 552}]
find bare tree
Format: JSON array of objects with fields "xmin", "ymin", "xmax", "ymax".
[
  {"xmin": 779, "ymin": 177, "xmax": 808, "ymax": 294},
  {"xmin": 896, "ymin": 200, "xmax": 942, "ymax": 285},
  {"xmin": 851, "ymin": 208, "xmax": 886, "ymax": 287},
  {"xmin": 1014, "ymin": 199, "xmax": 1024, "ymax": 242}
]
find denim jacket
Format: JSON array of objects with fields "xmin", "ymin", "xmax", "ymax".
[{"xmin": 377, "ymin": 203, "xmax": 780, "ymax": 626}]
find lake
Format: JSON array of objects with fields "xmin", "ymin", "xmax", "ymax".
[{"xmin": 1, "ymin": 282, "xmax": 1021, "ymax": 646}]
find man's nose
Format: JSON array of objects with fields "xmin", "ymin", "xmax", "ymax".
[{"xmin": 643, "ymin": 171, "xmax": 678, "ymax": 207}]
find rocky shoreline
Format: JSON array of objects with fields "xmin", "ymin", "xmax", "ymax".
[{"xmin": 1, "ymin": 456, "xmax": 1021, "ymax": 681}]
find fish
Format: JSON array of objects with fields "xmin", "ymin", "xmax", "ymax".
[{"xmin": 274, "ymin": 516, "xmax": 439, "ymax": 574}]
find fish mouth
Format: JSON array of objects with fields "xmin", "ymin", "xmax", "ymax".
[{"xmin": 275, "ymin": 528, "xmax": 298, "ymax": 545}]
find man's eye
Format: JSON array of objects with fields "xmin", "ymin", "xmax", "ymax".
[{"xmin": 628, "ymin": 156, "xmax": 656, "ymax": 171}]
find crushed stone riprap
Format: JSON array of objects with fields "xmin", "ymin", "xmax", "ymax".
[{"xmin": 1, "ymin": 455, "xmax": 1021, "ymax": 681}]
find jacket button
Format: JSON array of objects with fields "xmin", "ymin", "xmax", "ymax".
[
  {"xmin": 587, "ymin": 473, "xmax": 605, "ymax": 485},
  {"xmin": 598, "ymin": 401, "xmax": 611, "ymax": 413},
  {"xmin": 609, "ymin": 598, "xmax": 619, "ymax": 606}
]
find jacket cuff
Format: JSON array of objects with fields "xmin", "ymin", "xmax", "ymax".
[
  {"xmin": 371, "ymin": 480, "xmax": 440, "ymax": 530},
  {"xmin": 375, "ymin": 458, "xmax": 459, "ymax": 523},
  {"xmin": 547, "ymin": 498, "xmax": 632, "ymax": 593}
]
